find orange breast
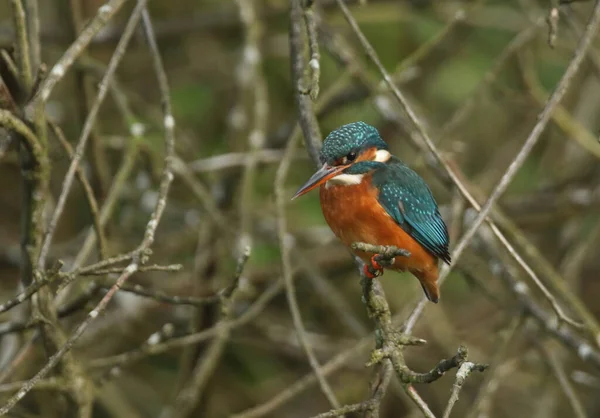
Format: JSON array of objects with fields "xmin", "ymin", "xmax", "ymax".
[{"xmin": 319, "ymin": 176, "xmax": 437, "ymax": 275}]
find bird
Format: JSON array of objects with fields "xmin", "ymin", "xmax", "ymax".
[{"xmin": 292, "ymin": 122, "xmax": 451, "ymax": 303}]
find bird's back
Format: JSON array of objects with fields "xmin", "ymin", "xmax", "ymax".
[{"xmin": 372, "ymin": 157, "xmax": 450, "ymax": 264}]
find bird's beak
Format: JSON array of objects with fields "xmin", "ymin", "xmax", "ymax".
[{"xmin": 292, "ymin": 163, "xmax": 348, "ymax": 200}]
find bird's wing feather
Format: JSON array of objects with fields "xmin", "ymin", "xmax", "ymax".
[{"xmin": 372, "ymin": 159, "xmax": 451, "ymax": 263}]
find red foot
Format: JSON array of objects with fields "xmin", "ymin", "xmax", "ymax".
[
  {"xmin": 364, "ymin": 255, "xmax": 385, "ymax": 278},
  {"xmin": 370, "ymin": 255, "xmax": 383, "ymax": 271},
  {"xmin": 363, "ymin": 264, "xmax": 377, "ymax": 278}
]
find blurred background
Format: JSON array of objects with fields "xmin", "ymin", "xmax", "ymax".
[{"xmin": 1, "ymin": 0, "xmax": 600, "ymax": 417}]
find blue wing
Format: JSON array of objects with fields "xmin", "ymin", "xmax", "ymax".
[{"xmin": 372, "ymin": 159, "xmax": 451, "ymax": 263}]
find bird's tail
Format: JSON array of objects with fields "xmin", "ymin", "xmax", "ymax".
[{"xmin": 413, "ymin": 267, "xmax": 440, "ymax": 303}]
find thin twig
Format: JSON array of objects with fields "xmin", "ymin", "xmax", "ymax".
[
  {"xmin": 466, "ymin": 316, "xmax": 525, "ymax": 418},
  {"xmin": 359, "ymin": 248, "xmax": 486, "ymax": 413},
  {"xmin": 70, "ymin": 131, "xmax": 140, "ymax": 270},
  {"xmin": 442, "ymin": 360, "xmax": 488, "ymax": 418},
  {"xmin": 173, "ymin": 158, "xmax": 230, "ymax": 232},
  {"xmin": 475, "ymin": 226, "xmax": 600, "ymax": 368},
  {"xmin": 303, "ymin": 1, "xmax": 321, "ymax": 100},
  {"xmin": 75, "ymin": 252, "xmax": 136, "ymax": 276},
  {"xmin": 80, "ymin": 263, "xmax": 182, "ymax": 276},
  {"xmin": 538, "ymin": 344, "xmax": 587, "ymax": 418},
  {"xmin": 0, "ymin": 377, "xmax": 68, "ymax": 394},
  {"xmin": 547, "ymin": 3, "xmax": 560, "ymax": 48},
  {"xmin": 9, "ymin": 0, "xmax": 33, "ymax": 91},
  {"xmin": 28, "ymin": 0, "xmax": 129, "ymax": 106},
  {"xmin": 0, "ymin": 3, "xmax": 176, "ymax": 414},
  {"xmin": 404, "ymin": 385, "xmax": 436, "ymax": 418},
  {"xmin": 275, "ymin": 124, "xmax": 340, "ymax": 407},
  {"xmin": 48, "ymin": 121, "xmax": 107, "ymax": 260},
  {"xmin": 38, "ymin": 0, "xmax": 147, "ymax": 270},
  {"xmin": 444, "ymin": 162, "xmax": 600, "ymax": 342},
  {"xmin": 95, "ymin": 283, "xmax": 219, "ymax": 307},
  {"xmin": 0, "ymin": 264, "xmax": 141, "ymax": 415},
  {"xmin": 0, "ymin": 110, "xmax": 45, "ymax": 165},
  {"xmin": 290, "ymin": 0, "xmax": 322, "ymax": 166},
  {"xmin": 162, "ymin": 248, "xmax": 251, "ymax": 418},
  {"xmin": 442, "ymin": 16, "xmax": 545, "ymax": 135},
  {"xmin": 299, "ymin": 252, "xmax": 368, "ymax": 337},
  {"xmin": 232, "ymin": 335, "xmax": 374, "ymax": 418},
  {"xmin": 0, "ymin": 270, "xmax": 56, "ymax": 315},
  {"xmin": 24, "ymin": 0, "xmax": 41, "ymax": 75},
  {"xmin": 311, "ymin": 245, "xmax": 486, "ymax": 417},
  {"xmin": 311, "ymin": 403, "xmax": 367, "ymax": 418},
  {"xmin": 88, "ymin": 278, "xmax": 284, "ymax": 370},
  {"xmin": 362, "ymin": 277, "xmax": 486, "ymax": 386},
  {"xmin": 65, "ymin": 0, "xmax": 112, "ymax": 196},
  {"xmin": 188, "ymin": 149, "xmax": 302, "ymax": 172},
  {"xmin": 236, "ymin": 0, "xmax": 269, "ymax": 253}
]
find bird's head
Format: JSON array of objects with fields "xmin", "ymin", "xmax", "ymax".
[{"xmin": 292, "ymin": 122, "xmax": 390, "ymax": 199}]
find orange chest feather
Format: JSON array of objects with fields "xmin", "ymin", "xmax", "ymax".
[{"xmin": 319, "ymin": 177, "xmax": 436, "ymax": 272}]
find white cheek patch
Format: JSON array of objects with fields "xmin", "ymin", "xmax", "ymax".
[
  {"xmin": 326, "ymin": 173, "xmax": 364, "ymax": 188},
  {"xmin": 374, "ymin": 149, "xmax": 391, "ymax": 162}
]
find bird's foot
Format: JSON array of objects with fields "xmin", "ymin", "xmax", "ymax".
[
  {"xmin": 363, "ymin": 264, "xmax": 378, "ymax": 278},
  {"xmin": 364, "ymin": 254, "xmax": 385, "ymax": 279},
  {"xmin": 370, "ymin": 255, "xmax": 384, "ymax": 271}
]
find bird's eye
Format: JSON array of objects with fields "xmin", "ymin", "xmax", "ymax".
[{"xmin": 346, "ymin": 152, "xmax": 357, "ymax": 162}]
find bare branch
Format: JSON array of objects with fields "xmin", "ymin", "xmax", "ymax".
[
  {"xmin": 0, "ymin": 2, "xmax": 177, "ymax": 414},
  {"xmin": 38, "ymin": 0, "xmax": 147, "ymax": 270},
  {"xmin": 89, "ymin": 279, "xmax": 284, "ymax": 370},
  {"xmin": 9, "ymin": 0, "xmax": 33, "ymax": 91},
  {"xmin": 303, "ymin": 1, "xmax": 321, "ymax": 100},
  {"xmin": 188, "ymin": 149, "xmax": 304, "ymax": 172},
  {"xmin": 538, "ymin": 344, "xmax": 587, "ymax": 418},
  {"xmin": 275, "ymin": 125, "xmax": 340, "ymax": 407},
  {"xmin": 161, "ymin": 247, "xmax": 251, "ymax": 418},
  {"xmin": 443, "ymin": 360, "xmax": 488, "ymax": 418},
  {"xmin": 28, "ymin": 0, "xmax": 129, "ymax": 106},
  {"xmin": 48, "ymin": 121, "xmax": 107, "ymax": 260},
  {"xmin": 290, "ymin": 0, "xmax": 322, "ymax": 166},
  {"xmin": 404, "ymin": 385, "xmax": 436, "ymax": 418}
]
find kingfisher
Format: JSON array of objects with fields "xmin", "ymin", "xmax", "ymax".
[{"xmin": 292, "ymin": 122, "xmax": 451, "ymax": 303}]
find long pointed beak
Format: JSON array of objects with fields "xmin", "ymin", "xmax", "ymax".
[{"xmin": 292, "ymin": 163, "xmax": 347, "ymax": 200}]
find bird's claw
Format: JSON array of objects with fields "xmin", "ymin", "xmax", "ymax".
[
  {"xmin": 364, "ymin": 254, "xmax": 385, "ymax": 278},
  {"xmin": 363, "ymin": 264, "xmax": 378, "ymax": 278},
  {"xmin": 370, "ymin": 255, "xmax": 384, "ymax": 271}
]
